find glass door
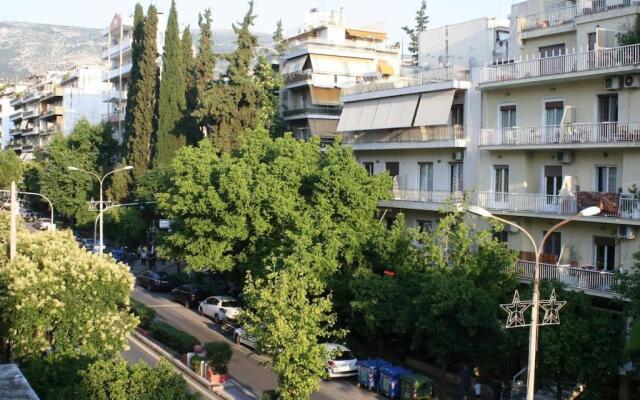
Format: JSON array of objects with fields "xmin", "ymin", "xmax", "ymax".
[
  {"xmin": 545, "ymin": 100, "xmax": 563, "ymax": 143},
  {"xmin": 594, "ymin": 236, "xmax": 616, "ymax": 271},
  {"xmin": 418, "ymin": 162, "xmax": 433, "ymax": 201},
  {"xmin": 598, "ymin": 94, "xmax": 618, "ymax": 141},
  {"xmin": 539, "ymin": 44, "xmax": 566, "ymax": 75},
  {"xmin": 544, "ymin": 165, "xmax": 563, "ymax": 212},
  {"xmin": 450, "ymin": 163, "xmax": 463, "ymax": 193},
  {"xmin": 494, "ymin": 165, "xmax": 509, "ymax": 204}
]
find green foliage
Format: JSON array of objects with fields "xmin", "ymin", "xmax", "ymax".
[
  {"xmin": 150, "ymin": 320, "xmax": 200, "ymax": 354},
  {"xmin": 106, "ymin": 160, "xmax": 132, "ymax": 203},
  {"xmin": 80, "ymin": 358, "xmax": 197, "ymax": 400},
  {"xmin": 272, "ymin": 19, "xmax": 287, "ymax": 56},
  {"xmin": 130, "ymin": 298, "xmax": 156, "ymax": 329},
  {"xmin": 619, "ymin": 14, "xmax": 640, "ymax": 46},
  {"xmin": 155, "ymin": 0, "xmax": 187, "ymax": 167},
  {"xmin": 192, "ymin": 8, "xmax": 216, "ymax": 138},
  {"xmin": 402, "ymin": 0, "xmax": 428, "ymax": 63},
  {"xmin": 203, "ymin": 341, "xmax": 233, "ymax": 374},
  {"xmin": 21, "ymin": 352, "xmax": 95, "ymax": 400},
  {"xmin": 261, "ymin": 389, "xmax": 281, "ymax": 400},
  {"xmin": 124, "ymin": 3, "xmax": 145, "ymax": 148},
  {"xmin": 0, "ymin": 213, "xmax": 138, "ymax": 359},
  {"xmin": 19, "ymin": 162, "xmax": 46, "ymax": 211},
  {"xmin": 127, "ymin": 5, "xmax": 159, "ymax": 181},
  {"xmin": 0, "ymin": 150, "xmax": 22, "ymax": 188},
  {"xmin": 254, "ymin": 55, "xmax": 284, "ymax": 137},
  {"xmin": 181, "ymin": 26, "xmax": 199, "ymax": 146}
]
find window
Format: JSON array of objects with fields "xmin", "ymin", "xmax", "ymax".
[
  {"xmin": 544, "ymin": 165, "xmax": 563, "ymax": 197},
  {"xmin": 595, "ymin": 166, "xmax": 617, "ymax": 193},
  {"xmin": 385, "ymin": 162, "xmax": 400, "ymax": 178},
  {"xmin": 450, "ymin": 163, "xmax": 463, "ymax": 192},
  {"xmin": 418, "ymin": 162, "xmax": 433, "ymax": 193},
  {"xmin": 451, "ymin": 104, "xmax": 464, "ymax": 126},
  {"xmin": 594, "ymin": 236, "xmax": 616, "ymax": 271},
  {"xmin": 494, "ymin": 165, "xmax": 509, "ymax": 192},
  {"xmin": 363, "ymin": 162, "xmax": 374, "ymax": 176},
  {"xmin": 417, "ymin": 220, "xmax": 433, "ymax": 233},
  {"xmin": 598, "ymin": 94, "xmax": 618, "ymax": 123},
  {"xmin": 500, "ymin": 105, "xmax": 516, "ymax": 129},
  {"xmin": 545, "ymin": 100, "xmax": 564, "ymax": 126},
  {"xmin": 542, "ymin": 231, "xmax": 562, "ymax": 257}
]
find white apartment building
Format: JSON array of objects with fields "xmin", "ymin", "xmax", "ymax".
[
  {"xmin": 279, "ymin": 9, "xmax": 401, "ymax": 144},
  {"xmin": 338, "ymin": 18, "xmax": 509, "ymax": 232},
  {"xmin": 0, "ymin": 83, "xmax": 27, "ymax": 150}
]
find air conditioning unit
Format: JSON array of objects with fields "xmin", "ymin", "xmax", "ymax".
[
  {"xmin": 556, "ymin": 150, "xmax": 574, "ymax": 164},
  {"xmin": 452, "ymin": 151, "xmax": 464, "ymax": 161},
  {"xmin": 618, "ymin": 225, "xmax": 636, "ymax": 240},
  {"xmin": 604, "ymin": 76, "xmax": 622, "ymax": 90},
  {"xmin": 624, "ymin": 75, "xmax": 640, "ymax": 88}
]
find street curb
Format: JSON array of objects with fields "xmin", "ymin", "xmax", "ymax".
[{"xmin": 131, "ymin": 332, "xmax": 225, "ymax": 399}]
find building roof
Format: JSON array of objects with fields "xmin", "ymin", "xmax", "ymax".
[{"xmin": 0, "ymin": 364, "xmax": 39, "ymax": 400}]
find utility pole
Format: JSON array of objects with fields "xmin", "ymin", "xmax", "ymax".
[{"xmin": 9, "ymin": 181, "xmax": 17, "ymax": 260}]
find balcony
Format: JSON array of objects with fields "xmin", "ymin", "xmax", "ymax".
[
  {"xmin": 9, "ymin": 97, "xmax": 23, "ymax": 107},
  {"xmin": 283, "ymin": 69, "xmax": 313, "ymax": 86},
  {"xmin": 577, "ymin": 0, "xmax": 640, "ymax": 16},
  {"xmin": 22, "ymin": 91, "xmax": 40, "ymax": 103},
  {"xmin": 22, "ymin": 109, "xmax": 36, "ymax": 119},
  {"xmin": 102, "ymin": 63, "xmax": 133, "ymax": 82},
  {"xmin": 102, "ymin": 88, "xmax": 128, "ymax": 103},
  {"xmin": 342, "ymin": 66, "xmax": 470, "ymax": 97},
  {"xmin": 40, "ymin": 106, "xmax": 63, "ymax": 119},
  {"xmin": 40, "ymin": 87, "xmax": 64, "ymax": 102},
  {"xmin": 9, "ymin": 127, "xmax": 21, "ymax": 136},
  {"xmin": 476, "ymin": 191, "xmax": 640, "ymax": 221},
  {"xmin": 343, "ymin": 126, "xmax": 467, "ymax": 150},
  {"xmin": 282, "ymin": 104, "xmax": 341, "ymax": 119},
  {"xmin": 381, "ymin": 189, "xmax": 468, "ymax": 211},
  {"xmin": 9, "ymin": 111, "xmax": 22, "ymax": 121},
  {"xmin": 514, "ymin": 260, "xmax": 619, "ymax": 297},
  {"xmin": 481, "ymin": 44, "xmax": 640, "ymax": 85},
  {"xmin": 102, "ymin": 112, "xmax": 125, "ymax": 124},
  {"xmin": 101, "ymin": 41, "xmax": 132, "ymax": 60},
  {"xmin": 519, "ymin": 6, "xmax": 576, "ymax": 33},
  {"xmin": 480, "ymin": 122, "xmax": 640, "ymax": 149}
]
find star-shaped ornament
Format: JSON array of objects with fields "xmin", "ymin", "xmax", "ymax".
[
  {"xmin": 500, "ymin": 290, "xmax": 532, "ymax": 328},
  {"xmin": 540, "ymin": 289, "xmax": 566, "ymax": 325}
]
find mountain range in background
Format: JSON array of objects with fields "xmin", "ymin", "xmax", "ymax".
[{"xmin": 0, "ymin": 21, "xmax": 272, "ymax": 81}]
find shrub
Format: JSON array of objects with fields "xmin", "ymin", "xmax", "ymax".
[
  {"xmin": 169, "ymin": 271, "xmax": 190, "ymax": 286},
  {"xmin": 261, "ymin": 389, "xmax": 281, "ymax": 400},
  {"xmin": 204, "ymin": 341, "xmax": 233, "ymax": 374},
  {"xmin": 150, "ymin": 321, "xmax": 199, "ymax": 354},
  {"xmin": 191, "ymin": 354, "xmax": 204, "ymax": 374},
  {"xmin": 130, "ymin": 298, "xmax": 156, "ymax": 329},
  {"xmin": 21, "ymin": 352, "xmax": 95, "ymax": 399}
]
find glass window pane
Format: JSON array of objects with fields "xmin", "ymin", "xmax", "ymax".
[{"xmin": 608, "ymin": 167, "xmax": 617, "ymax": 192}]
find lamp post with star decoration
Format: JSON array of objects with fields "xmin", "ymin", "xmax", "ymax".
[{"xmin": 467, "ymin": 205, "xmax": 600, "ymax": 400}]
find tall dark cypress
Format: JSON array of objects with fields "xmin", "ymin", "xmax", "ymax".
[
  {"xmin": 123, "ymin": 3, "xmax": 144, "ymax": 148},
  {"xmin": 181, "ymin": 26, "xmax": 199, "ymax": 145},
  {"xmin": 154, "ymin": 0, "xmax": 186, "ymax": 167},
  {"xmin": 192, "ymin": 9, "xmax": 216, "ymax": 138},
  {"xmin": 127, "ymin": 5, "xmax": 158, "ymax": 180}
]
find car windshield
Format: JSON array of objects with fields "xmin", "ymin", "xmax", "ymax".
[
  {"xmin": 156, "ymin": 272, "xmax": 170, "ymax": 279},
  {"xmin": 221, "ymin": 301, "xmax": 239, "ymax": 308},
  {"xmin": 332, "ymin": 350, "xmax": 355, "ymax": 361}
]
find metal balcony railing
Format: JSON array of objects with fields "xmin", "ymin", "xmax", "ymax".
[
  {"xmin": 343, "ymin": 126, "xmax": 465, "ymax": 145},
  {"xmin": 514, "ymin": 260, "xmax": 619, "ymax": 294},
  {"xmin": 481, "ymin": 43, "xmax": 640, "ymax": 83},
  {"xmin": 480, "ymin": 122, "xmax": 640, "ymax": 146},
  {"xmin": 519, "ymin": 6, "xmax": 577, "ymax": 32},
  {"xmin": 390, "ymin": 189, "xmax": 468, "ymax": 205},
  {"xmin": 282, "ymin": 105, "xmax": 342, "ymax": 117},
  {"xmin": 283, "ymin": 69, "xmax": 313, "ymax": 85},
  {"xmin": 577, "ymin": 0, "xmax": 640, "ymax": 15}
]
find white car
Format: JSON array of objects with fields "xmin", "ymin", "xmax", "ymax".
[
  {"xmin": 233, "ymin": 327, "xmax": 256, "ymax": 349},
  {"xmin": 198, "ymin": 295, "xmax": 242, "ymax": 324},
  {"xmin": 324, "ymin": 343, "xmax": 358, "ymax": 378}
]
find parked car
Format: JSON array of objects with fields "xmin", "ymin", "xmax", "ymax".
[
  {"xmin": 34, "ymin": 218, "xmax": 52, "ymax": 231},
  {"xmin": 136, "ymin": 270, "xmax": 172, "ymax": 291},
  {"xmin": 171, "ymin": 284, "xmax": 210, "ymax": 308},
  {"xmin": 323, "ymin": 343, "xmax": 358, "ymax": 378},
  {"xmin": 233, "ymin": 326, "xmax": 256, "ymax": 349},
  {"xmin": 198, "ymin": 295, "xmax": 242, "ymax": 324}
]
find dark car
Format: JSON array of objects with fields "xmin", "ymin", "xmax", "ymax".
[
  {"xmin": 136, "ymin": 271, "xmax": 172, "ymax": 291},
  {"xmin": 172, "ymin": 284, "xmax": 210, "ymax": 308}
]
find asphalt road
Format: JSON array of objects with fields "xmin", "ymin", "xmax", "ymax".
[{"xmin": 132, "ymin": 287, "xmax": 385, "ymax": 400}]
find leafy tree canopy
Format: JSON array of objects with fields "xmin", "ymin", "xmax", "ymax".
[
  {"xmin": 0, "ymin": 150, "xmax": 22, "ymax": 189},
  {"xmin": 402, "ymin": 0, "xmax": 428, "ymax": 63}
]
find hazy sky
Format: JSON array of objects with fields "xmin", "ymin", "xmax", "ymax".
[{"xmin": 1, "ymin": 0, "xmax": 514, "ymax": 43}]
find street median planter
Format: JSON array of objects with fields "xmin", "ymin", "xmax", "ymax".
[{"xmin": 149, "ymin": 320, "xmax": 200, "ymax": 354}]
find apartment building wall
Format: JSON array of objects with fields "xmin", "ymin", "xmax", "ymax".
[{"xmin": 62, "ymin": 66, "xmax": 109, "ymax": 133}]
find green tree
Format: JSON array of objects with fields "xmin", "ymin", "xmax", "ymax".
[
  {"xmin": 192, "ymin": 8, "xmax": 216, "ymax": 139},
  {"xmin": 123, "ymin": 3, "xmax": 145, "ymax": 148},
  {"xmin": 402, "ymin": 0, "xmax": 428, "ymax": 63},
  {"xmin": 272, "ymin": 19, "xmax": 287, "ymax": 56},
  {"xmin": 127, "ymin": 5, "xmax": 159, "ymax": 181},
  {"xmin": 254, "ymin": 55, "xmax": 284, "ymax": 137},
  {"xmin": 0, "ymin": 213, "xmax": 138, "ymax": 359},
  {"xmin": 104, "ymin": 206, "xmax": 147, "ymax": 248},
  {"xmin": 181, "ymin": 26, "xmax": 199, "ymax": 145},
  {"xmin": 154, "ymin": 0, "xmax": 187, "ymax": 167},
  {"xmin": 0, "ymin": 150, "xmax": 22, "ymax": 188},
  {"xmin": 619, "ymin": 14, "xmax": 640, "ymax": 46}
]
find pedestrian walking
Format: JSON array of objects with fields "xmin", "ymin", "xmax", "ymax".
[
  {"xmin": 141, "ymin": 245, "xmax": 148, "ymax": 269},
  {"xmin": 472, "ymin": 367, "xmax": 481, "ymax": 399},
  {"xmin": 458, "ymin": 364, "xmax": 471, "ymax": 400}
]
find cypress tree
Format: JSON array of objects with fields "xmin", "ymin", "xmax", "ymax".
[
  {"xmin": 154, "ymin": 0, "xmax": 186, "ymax": 167},
  {"xmin": 192, "ymin": 9, "xmax": 216, "ymax": 138},
  {"xmin": 127, "ymin": 5, "xmax": 158, "ymax": 180},
  {"xmin": 181, "ymin": 26, "xmax": 199, "ymax": 145},
  {"xmin": 402, "ymin": 0, "xmax": 429, "ymax": 63},
  {"xmin": 123, "ymin": 3, "xmax": 144, "ymax": 147},
  {"xmin": 272, "ymin": 19, "xmax": 287, "ymax": 56},
  {"xmin": 254, "ymin": 55, "xmax": 284, "ymax": 137}
]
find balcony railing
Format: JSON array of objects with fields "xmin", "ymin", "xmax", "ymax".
[
  {"xmin": 282, "ymin": 105, "xmax": 341, "ymax": 117},
  {"xmin": 343, "ymin": 125, "xmax": 465, "ymax": 145},
  {"xmin": 519, "ymin": 6, "xmax": 576, "ymax": 32},
  {"xmin": 481, "ymin": 43, "xmax": 640, "ymax": 83},
  {"xmin": 391, "ymin": 189, "xmax": 468, "ymax": 205},
  {"xmin": 40, "ymin": 106, "xmax": 63, "ymax": 119},
  {"xmin": 577, "ymin": 0, "xmax": 640, "ymax": 15},
  {"xmin": 283, "ymin": 69, "xmax": 313, "ymax": 85},
  {"xmin": 514, "ymin": 260, "xmax": 619, "ymax": 295},
  {"xmin": 480, "ymin": 122, "xmax": 640, "ymax": 146},
  {"xmin": 9, "ymin": 111, "xmax": 22, "ymax": 120},
  {"xmin": 476, "ymin": 191, "xmax": 640, "ymax": 219},
  {"xmin": 342, "ymin": 66, "xmax": 470, "ymax": 97}
]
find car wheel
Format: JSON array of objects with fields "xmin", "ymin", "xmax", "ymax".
[
  {"xmin": 214, "ymin": 314, "xmax": 220, "ymax": 324},
  {"xmin": 198, "ymin": 307, "xmax": 204, "ymax": 316},
  {"xmin": 235, "ymin": 334, "xmax": 241, "ymax": 345}
]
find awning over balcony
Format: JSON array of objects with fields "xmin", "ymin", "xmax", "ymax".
[
  {"xmin": 345, "ymin": 28, "xmax": 387, "ymax": 41},
  {"xmin": 281, "ymin": 55, "xmax": 307, "ymax": 75},
  {"xmin": 309, "ymin": 119, "xmax": 338, "ymax": 138},
  {"xmin": 309, "ymin": 87, "xmax": 341, "ymax": 105},
  {"xmin": 377, "ymin": 59, "xmax": 395, "ymax": 76},
  {"xmin": 337, "ymin": 99, "xmax": 376, "ymax": 132},
  {"xmin": 414, "ymin": 89, "xmax": 456, "ymax": 126},
  {"xmin": 309, "ymin": 54, "xmax": 376, "ymax": 76},
  {"xmin": 371, "ymin": 94, "xmax": 419, "ymax": 130}
]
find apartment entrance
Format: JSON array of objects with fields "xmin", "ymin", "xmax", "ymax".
[
  {"xmin": 544, "ymin": 165, "xmax": 563, "ymax": 212},
  {"xmin": 594, "ymin": 236, "xmax": 616, "ymax": 271},
  {"xmin": 598, "ymin": 94, "xmax": 618, "ymax": 140},
  {"xmin": 418, "ymin": 162, "xmax": 434, "ymax": 201}
]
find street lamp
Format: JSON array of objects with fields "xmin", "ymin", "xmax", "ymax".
[
  {"xmin": 467, "ymin": 205, "xmax": 600, "ymax": 400},
  {"xmin": 68, "ymin": 165, "xmax": 133, "ymax": 254}
]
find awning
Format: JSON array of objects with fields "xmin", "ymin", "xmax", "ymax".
[
  {"xmin": 346, "ymin": 28, "xmax": 387, "ymax": 41},
  {"xmin": 308, "ymin": 119, "xmax": 338, "ymax": 138},
  {"xmin": 309, "ymin": 87, "xmax": 341, "ymax": 105},
  {"xmin": 311, "ymin": 73, "xmax": 336, "ymax": 88},
  {"xmin": 310, "ymin": 54, "xmax": 376, "ymax": 76},
  {"xmin": 371, "ymin": 95, "xmax": 419, "ymax": 130},
  {"xmin": 281, "ymin": 55, "xmax": 307, "ymax": 75},
  {"xmin": 377, "ymin": 60, "xmax": 395, "ymax": 76},
  {"xmin": 414, "ymin": 90, "xmax": 456, "ymax": 126},
  {"xmin": 337, "ymin": 102, "xmax": 359, "ymax": 132},
  {"xmin": 355, "ymin": 99, "xmax": 379, "ymax": 131},
  {"xmin": 338, "ymin": 100, "xmax": 376, "ymax": 132}
]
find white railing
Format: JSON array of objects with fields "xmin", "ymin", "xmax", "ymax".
[
  {"xmin": 342, "ymin": 66, "xmax": 469, "ymax": 97},
  {"xmin": 287, "ymin": 36, "xmax": 394, "ymax": 53},
  {"xmin": 514, "ymin": 260, "xmax": 619, "ymax": 294},
  {"xmin": 482, "ymin": 43, "xmax": 640, "ymax": 83},
  {"xmin": 343, "ymin": 126, "xmax": 465, "ymax": 145},
  {"xmin": 480, "ymin": 122, "xmax": 640, "ymax": 146},
  {"xmin": 577, "ymin": 0, "xmax": 640, "ymax": 15},
  {"xmin": 391, "ymin": 189, "xmax": 467, "ymax": 205},
  {"xmin": 102, "ymin": 64, "xmax": 133, "ymax": 81},
  {"xmin": 519, "ymin": 6, "xmax": 576, "ymax": 32}
]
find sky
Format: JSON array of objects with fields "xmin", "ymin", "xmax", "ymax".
[{"xmin": 1, "ymin": 0, "xmax": 514, "ymax": 43}]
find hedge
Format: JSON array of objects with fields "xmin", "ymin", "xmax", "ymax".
[
  {"xmin": 130, "ymin": 298, "xmax": 156, "ymax": 330},
  {"xmin": 150, "ymin": 321, "xmax": 200, "ymax": 354},
  {"xmin": 204, "ymin": 341, "xmax": 233, "ymax": 374}
]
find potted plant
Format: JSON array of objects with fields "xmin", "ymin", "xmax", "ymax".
[
  {"xmin": 629, "ymin": 185, "xmax": 640, "ymax": 219},
  {"xmin": 204, "ymin": 341, "xmax": 233, "ymax": 384}
]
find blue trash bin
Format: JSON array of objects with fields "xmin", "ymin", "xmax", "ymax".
[
  {"xmin": 357, "ymin": 359, "xmax": 392, "ymax": 391},
  {"xmin": 379, "ymin": 366, "xmax": 413, "ymax": 398}
]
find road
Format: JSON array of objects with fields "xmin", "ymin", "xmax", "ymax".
[{"xmin": 132, "ymin": 287, "xmax": 385, "ymax": 400}]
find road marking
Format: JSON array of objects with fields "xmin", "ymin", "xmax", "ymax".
[{"xmin": 144, "ymin": 304, "xmax": 183, "ymax": 308}]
